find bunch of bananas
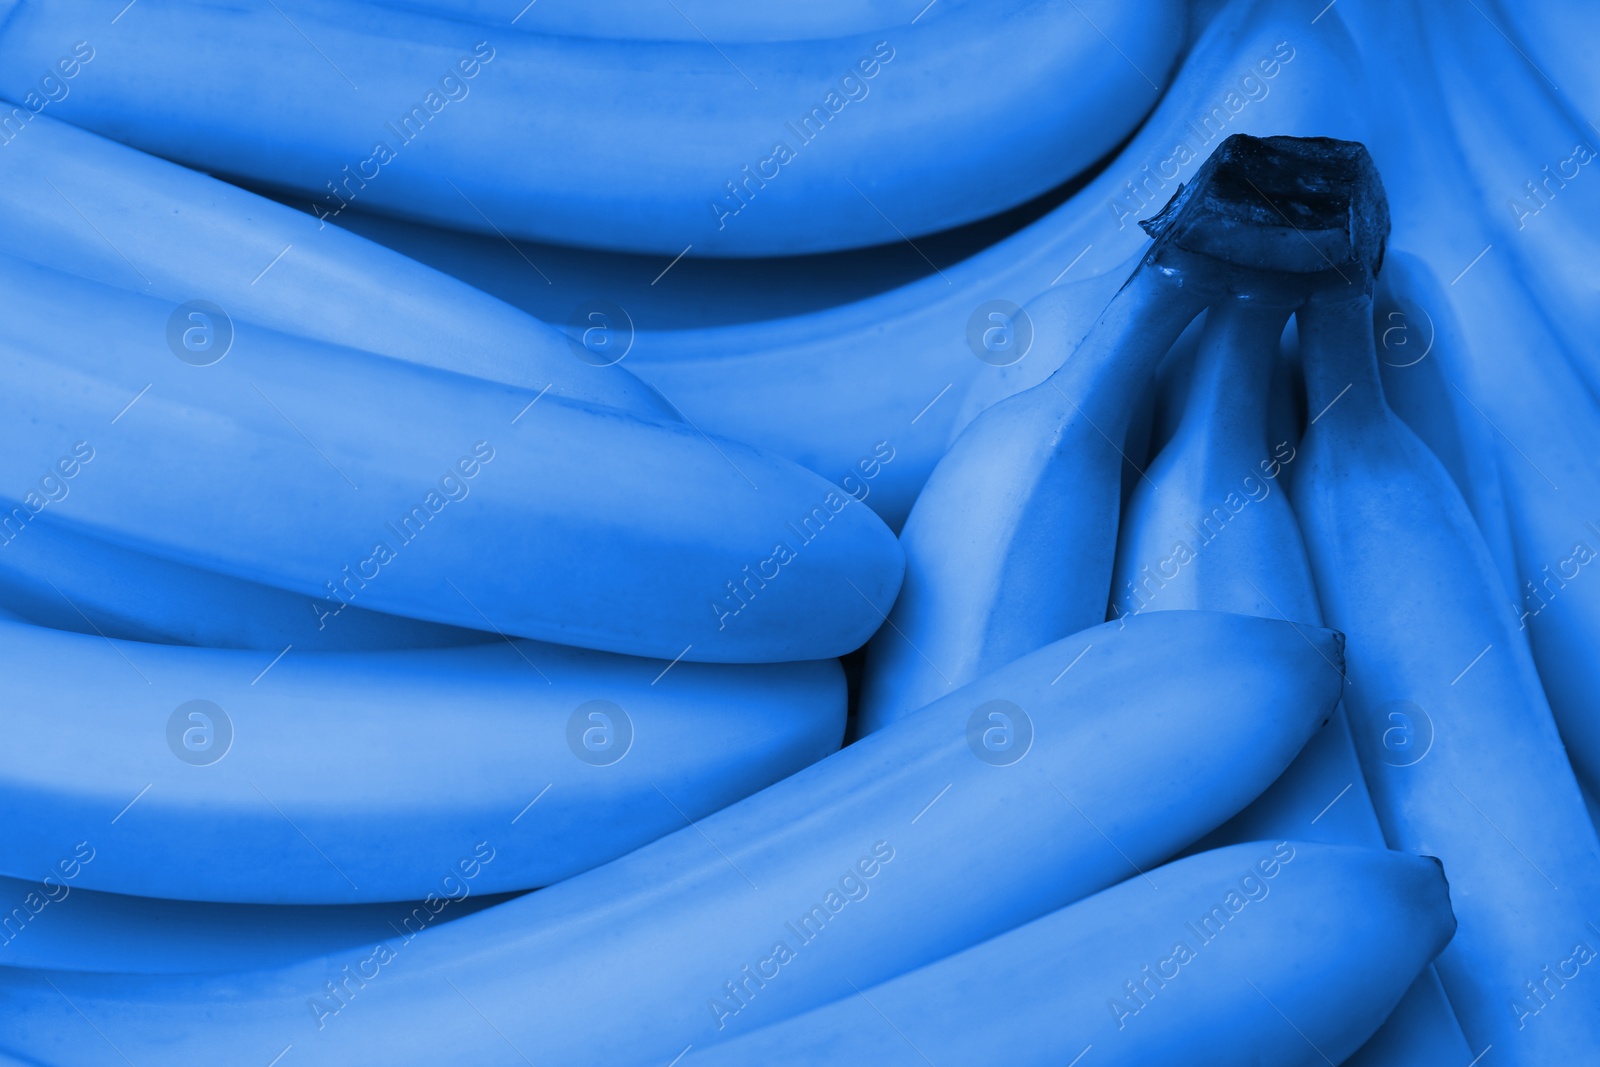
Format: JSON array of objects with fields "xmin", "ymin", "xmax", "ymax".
[{"xmin": 0, "ymin": 0, "xmax": 1595, "ymax": 1063}]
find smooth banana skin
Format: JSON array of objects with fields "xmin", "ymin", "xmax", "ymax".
[
  {"xmin": 1290, "ymin": 284, "xmax": 1600, "ymax": 1057},
  {"xmin": 0, "ymin": 112, "xmax": 668, "ymax": 417},
  {"xmin": 0, "ymin": 255, "xmax": 903, "ymax": 663},
  {"xmin": 512, "ymin": 0, "xmax": 1365, "ymax": 531},
  {"xmin": 1373, "ymin": 257, "xmax": 1520, "ymax": 602},
  {"xmin": 0, "ymin": 115, "xmax": 654, "ymax": 651},
  {"xmin": 856, "ymin": 257, "xmax": 1209, "ymax": 733},
  {"xmin": 1120, "ymin": 133, "xmax": 1465, "ymax": 1062},
  {"xmin": 857, "ymin": 128, "xmax": 1380, "ymax": 734},
  {"xmin": 1111, "ymin": 268, "xmax": 1470, "ymax": 1060},
  {"xmin": 0, "ymin": 874, "xmax": 513, "ymax": 973},
  {"xmin": 1345, "ymin": 0, "xmax": 1600, "ymax": 811},
  {"xmin": 1115, "ymin": 297, "xmax": 1389, "ymax": 848},
  {"xmin": 0, "ymin": 616, "xmax": 844, "ymax": 904},
  {"xmin": 1490, "ymin": 0, "xmax": 1600, "ymax": 134},
  {"xmin": 1415, "ymin": 5, "xmax": 1600, "ymax": 396},
  {"xmin": 0, "ymin": 513, "xmax": 488, "ymax": 651},
  {"xmin": 0, "ymin": 612, "xmax": 1344, "ymax": 1065},
  {"xmin": 378, "ymin": 0, "xmax": 953, "ymax": 42},
  {"xmin": 685, "ymin": 843, "xmax": 1455, "ymax": 1067},
  {"xmin": 0, "ymin": 0, "xmax": 1185, "ymax": 258}
]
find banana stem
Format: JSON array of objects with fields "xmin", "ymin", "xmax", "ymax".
[
  {"xmin": 1043, "ymin": 259, "xmax": 1210, "ymax": 433},
  {"xmin": 1298, "ymin": 289, "xmax": 1388, "ymax": 431},
  {"xmin": 1179, "ymin": 295, "xmax": 1296, "ymax": 451}
]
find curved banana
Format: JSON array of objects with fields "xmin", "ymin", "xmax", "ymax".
[
  {"xmin": 857, "ymin": 126, "xmax": 1373, "ymax": 734},
  {"xmin": 1289, "ymin": 270, "xmax": 1600, "ymax": 1055},
  {"xmin": 380, "ymin": 0, "xmax": 953, "ymax": 42},
  {"xmin": 855, "ymin": 252, "xmax": 1206, "ymax": 733},
  {"xmin": 0, "ymin": 514, "xmax": 488, "ymax": 650},
  {"xmin": 624, "ymin": 0, "xmax": 1369, "ymax": 530},
  {"xmin": 0, "ymin": 0, "xmax": 1186, "ymax": 258},
  {"xmin": 1373, "ymin": 255, "xmax": 1520, "ymax": 601},
  {"xmin": 0, "ymin": 617, "xmax": 845, "ymax": 904},
  {"xmin": 685, "ymin": 843, "xmax": 1455, "ymax": 1067},
  {"xmin": 245, "ymin": 0, "xmax": 1359, "ymax": 531},
  {"xmin": 1414, "ymin": 3, "xmax": 1600, "ymax": 394},
  {"xmin": 0, "ymin": 111, "xmax": 668, "ymax": 417},
  {"xmin": 1346, "ymin": 0, "xmax": 1600, "ymax": 811},
  {"xmin": 0, "ymin": 611, "xmax": 1344, "ymax": 1065},
  {"xmin": 0, "ymin": 254, "xmax": 904, "ymax": 663},
  {"xmin": 1107, "ymin": 145, "xmax": 1470, "ymax": 1062},
  {"xmin": 1112, "ymin": 297, "xmax": 1303, "ymax": 622},
  {"xmin": 0, "ymin": 873, "xmax": 512, "ymax": 973}
]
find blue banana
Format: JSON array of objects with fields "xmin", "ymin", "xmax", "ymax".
[
  {"xmin": 856, "ymin": 247, "xmax": 1209, "ymax": 733},
  {"xmin": 684, "ymin": 842, "xmax": 1456, "ymax": 1066},
  {"xmin": 0, "ymin": 872, "xmax": 512, "ymax": 974},
  {"xmin": 1289, "ymin": 240, "xmax": 1600, "ymax": 1055},
  {"xmin": 1373, "ymin": 257, "xmax": 1520, "ymax": 601},
  {"xmin": 0, "ymin": 110, "xmax": 668, "ymax": 416},
  {"xmin": 1106, "ymin": 143, "xmax": 1471, "ymax": 1058},
  {"xmin": 1346, "ymin": 0, "xmax": 1600, "ymax": 820},
  {"xmin": 0, "ymin": 516, "xmax": 487, "ymax": 650},
  {"xmin": 857, "ymin": 123, "xmax": 1376, "ymax": 734},
  {"xmin": 0, "ymin": 253, "xmax": 904, "ymax": 663},
  {"xmin": 0, "ymin": 610, "xmax": 1344, "ymax": 1065},
  {"xmin": 0, "ymin": 0, "xmax": 1186, "ymax": 257},
  {"xmin": 216, "ymin": 0, "xmax": 1344, "ymax": 532},
  {"xmin": 0, "ymin": 616, "xmax": 844, "ymax": 903}
]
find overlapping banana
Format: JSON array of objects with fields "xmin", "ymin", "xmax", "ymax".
[
  {"xmin": 1313, "ymin": 3, "xmax": 1600, "ymax": 1056},
  {"xmin": 0, "ymin": 617, "xmax": 845, "ymax": 904},
  {"xmin": 0, "ymin": 0, "xmax": 1185, "ymax": 257},
  {"xmin": 1109, "ymin": 135, "xmax": 1471, "ymax": 1062},
  {"xmin": 4, "ymin": 0, "xmax": 1598, "ymax": 1061},
  {"xmin": 855, "ymin": 128, "xmax": 1365, "ymax": 732},
  {"xmin": 0, "ymin": 110, "xmax": 677, "ymax": 649},
  {"xmin": 0, "ymin": 252, "xmax": 904, "ymax": 663},
  {"xmin": 315, "ymin": 0, "xmax": 1354, "ymax": 532},
  {"xmin": 0, "ymin": 612, "xmax": 1344, "ymax": 1065},
  {"xmin": 0, "ymin": 112, "xmax": 667, "ymax": 414},
  {"xmin": 0, "ymin": 872, "xmax": 512, "ymax": 974},
  {"xmin": 687, "ymin": 843, "xmax": 1456, "ymax": 1065}
]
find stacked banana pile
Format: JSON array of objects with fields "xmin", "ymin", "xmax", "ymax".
[{"xmin": 0, "ymin": 0, "xmax": 1595, "ymax": 1064}]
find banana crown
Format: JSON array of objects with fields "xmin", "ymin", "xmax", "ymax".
[{"xmin": 1142, "ymin": 133, "xmax": 1391, "ymax": 284}]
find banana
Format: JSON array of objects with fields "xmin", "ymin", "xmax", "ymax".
[
  {"xmin": 1111, "ymin": 298, "xmax": 1302, "ymax": 622},
  {"xmin": 0, "ymin": 611, "xmax": 1344, "ymax": 1065},
  {"xmin": 856, "ymin": 127, "xmax": 1373, "ymax": 735},
  {"xmin": 1413, "ymin": 2, "xmax": 1600, "ymax": 394},
  {"xmin": 0, "ymin": 111, "xmax": 668, "ymax": 417},
  {"xmin": 0, "ymin": 873, "xmax": 513, "ymax": 974},
  {"xmin": 1343, "ymin": 0, "xmax": 1600, "ymax": 809},
  {"xmin": 1373, "ymin": 255, "xmax": 1520, "ymax": 601},
  {"xmin": 254, "ymin": 0, "xmax": 1364, "ymax": 532},
  {"xmin": 684, "ymin": 842, "xmax": 1455, "ymax": 1067},
  {"xmin": 0, "ymin": 0, "xmax": 1186, "ymax": 258},
  {"xmin": 0, "ymin": 516, "xmax": 487, "ymax": 650},
  {"xmin": 1288, "ymin": 265, "xmax": 1600, "ymax": 1055},
  {"xmin": 616, "ymin": 0, "xmax": 1370, "ymax": 531},
  {"xmin": 1488, "ymin": 0, "xmax": 1600, "ymax": 133},
  {"xmin": 855, "ymin": 252, "xmax": 1207, "ymax": 733},
  {"xmin": 378, "ymin": 0, "xmax": 951, "ymax": 42},
  {"xmin": 1107, "ymin": 138, "xmax": 1471, "ymax": 1063},
  {"xmin": 0, "ymin": 253, "xmax": 904, "ymax": 663},
  {"xmin": 0, "ymin": 113, "xmax": 670, "ymax": 650},
  {"xmin": 0, "ymin": 616, "xmax": 844, "ymax": 904}
]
